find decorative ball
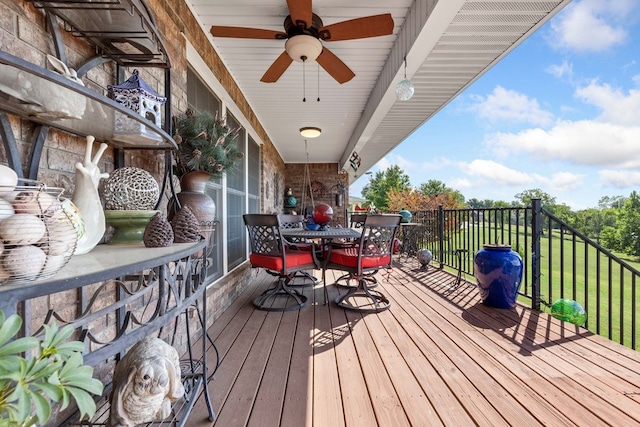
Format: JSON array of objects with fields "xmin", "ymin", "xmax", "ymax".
[
  {"xmin": 417, "ymin": 248, "xmax": 433, "ymax": 269},
  {"xmin": 101, "ymin": 167, "xmax": 159, "ymax": 210},
  {"xmin": 396, "ymin": 78, "xmax": 415, "ymax": 101},
  {"xmin": 144, "ymin": 212, "xmax": 174, "ymax": 248},
  {"xmin": 312, "ymin": 203, "xmax": 333, "ymax": 225},
  {"xmin": 399, "ymin": 208, "xmax": 412, "ymax": 223},
  {"xmin": 171, "ymin": 206, "xmax": 201, "ymax": 243},
  {"xmin": 551, "ymin": 298, "xmax": 586, "ymax": 326}
]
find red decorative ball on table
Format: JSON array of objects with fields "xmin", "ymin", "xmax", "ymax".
[{"xmin": 312, "ymin": 203, "xmax": 333, "ymax": 230}]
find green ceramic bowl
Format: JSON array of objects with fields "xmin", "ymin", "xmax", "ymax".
[{"xmin": 104, "ymin": 210, "xmax": 159, "ymax": 245}]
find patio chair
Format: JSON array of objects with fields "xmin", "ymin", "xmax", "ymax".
[
  {"xmin": 243, "ymin": 214, "xmax": 317, "ymax": 311},
  {"xmin": 326, "ymin": 214, "xmax": 401, "ymax": 312},
  {"xmin": 278, "ymin": 213, "xmax": 318, "ymax": 284},
  {"xmin": 331, "ymin": 213, "xmax": 378, "ymax": 287}
]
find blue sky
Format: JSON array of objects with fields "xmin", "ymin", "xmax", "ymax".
[{"xmin": 350, "ymin": 0, "xmax": 640, "ymax": 210}]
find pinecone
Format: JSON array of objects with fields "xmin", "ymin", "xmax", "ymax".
[
  {"xmin": 143, "ymin": 212, "xmax": 174, "ymax": 248},
  {"xmin": 171, "ymin": 205, "xmax": 201, "ymax": 243}
]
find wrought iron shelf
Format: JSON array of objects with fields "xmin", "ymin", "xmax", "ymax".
[
  {"xmin": 0, "ymin": 50, "xmax": 176, "ymax": 150},
  {"xmin": 0, "ymin": 240, "xmax": 216, "ymax": 425},
  {"xmin": 26, "ymin": 0, "xmax": 170, "ymax": 68},
  {"xmin": 0, "ymin": 242, "xmax": 205, "ymax": 315}
]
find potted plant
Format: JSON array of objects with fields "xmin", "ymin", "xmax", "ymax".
[
  {"xmin": 0, "ymin": 310, "xmax": 103, "ymax": 426},
  {"xmin": 169, "ymin": 110, "xmax": 243, "ymax": 229},
  {"xmin": 172, "ymin": 109, "xmax": 243, "ymax": 179}
]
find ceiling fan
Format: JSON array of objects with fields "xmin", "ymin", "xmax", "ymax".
[{"xmin": 210, "ymin": 0, "xmax": 394, "ymax": 84}]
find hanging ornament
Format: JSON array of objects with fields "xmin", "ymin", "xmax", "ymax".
[{"xmin": 396, "ymin": 56, "xmax": 414, "ymax": 101}]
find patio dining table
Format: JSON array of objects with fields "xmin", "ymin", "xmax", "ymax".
[{"xmin": 281, "ymin": 227, "xmax": 361, "ymax": 304}]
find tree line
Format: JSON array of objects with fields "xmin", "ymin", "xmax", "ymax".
[{"xmin": 359, "ymin": 165, "xmax": 640, "ymax": 259}]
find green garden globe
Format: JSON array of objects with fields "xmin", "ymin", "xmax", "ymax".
[{"xmin": 551, "ymin": 298, "xmax": 586, "ymax": 326}]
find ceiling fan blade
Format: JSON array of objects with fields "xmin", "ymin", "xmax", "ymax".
[
  {"xmin": 287, "ymin": 0, "xmax": 313, "ymax": 29},
  {"xmin": 210, "ymin": 26, "xmax": 287, "ymax": 40},
  {"xmin": 316, "ymin": 47, "xmax": 355, "ymax": 84},
  {"xmin": 319, "ymin": 13, "xmax": 394, "ymax": 41},
  {"xmin": 260, "ymin": 51, "xmax": 293, "ymax": 83}
]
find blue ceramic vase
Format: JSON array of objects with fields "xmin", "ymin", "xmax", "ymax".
[{"xmin": 473, "ymin": 244, "xmax": 523, "ymax": 309}]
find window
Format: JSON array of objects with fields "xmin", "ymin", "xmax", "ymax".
[
  {"xmin": 248, "ymin": 135, "xmax": 260, "ymax": 214},
  {"xmin": 186, "ymin": 66, "xmax": 260, "ymax": 281}
]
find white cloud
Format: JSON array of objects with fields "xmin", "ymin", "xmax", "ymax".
[
  {"xmin": 599, "ymin": 169, "xmax": 640, "ymax": 188},
  {"xmin": 485, "ymin": 78, "xmax": 640, "ymax": 169},
  {"xmin": 459, "ymin": 159, "xmax": 534, "ymax": 186},
  {"xmin": 546, "ymin": 60, "xmax": 574, "ymax": 80},
  {"xmin": 449, "ymin": 177, "xmax": 474, "ymax": 189},
  {"xmin": 487, "ymin": 120, "xmax": 640, "ymax": 168},
  {"xmin": 548, "ymin": 0, "xmax": 633, "ymax": 52},
  {"xmin": 575, "ymin": 81, "xmax": 640, "ymax": 125},
  {"xmin": 472, "ymin": 86, "xmax": 554, "ymax": 127},
  {"xmin": 534, "ymin": 171, "xmax": 585, "ymax": 192},
  {"xmin": 376, "ymin": 154, "xmax": 415, "ymax": 172}
]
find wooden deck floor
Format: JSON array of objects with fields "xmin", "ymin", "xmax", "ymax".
[{"xmin": 187, "ymin": 257, "xmax": 640, "ymax": 427}]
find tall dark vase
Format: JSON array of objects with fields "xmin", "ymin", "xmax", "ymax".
[
  {"xmin": 473, "ymin": 244, "xmax": 523, "ymax": 309},
  {"xmin": 168, "ymin": 170, "xmax": 216, "ymax": 237}
]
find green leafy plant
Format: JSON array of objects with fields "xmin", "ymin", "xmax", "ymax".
[
  {"xmin": 172, "ymin": 109, "xmax": 243, "ymax": 178},
  {"xmin": 0, "ymin": 310, "xmax": 103, "ymax": 426}
]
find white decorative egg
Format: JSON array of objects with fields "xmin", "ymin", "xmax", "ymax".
[
  {"xmin": 2, "ymin": 245, "xmax": 46, "ymax": 280},
  {"xmin": 42, "ymin": 216, "xmax": 78, "ymax": 256},
  {"xmin": 13, "ymin": 191, "xmax": 60, "ymax": 216},
  {"xmin": 0, "ymin": 165, "xmax": 18, "ymax": 197},
  {"xmin": 0, "ymin": 198, "xmax": 15, "ymax": 221},
  {"xmin": 41, "ymin": 254, "xmax": 67, "ymax": 277},
  {"xmin": 0, "ymin": 214, "xmax": 46, "ymax": 245}
]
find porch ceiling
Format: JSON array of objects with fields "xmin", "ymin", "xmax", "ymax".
[{"xmin": 187, "ymin": 0, "xmax": 570, "ymax": 181}]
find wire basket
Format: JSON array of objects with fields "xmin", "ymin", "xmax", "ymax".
[{"xmin": 0, "ymin": 183, "xmax": 81, "ymax": 283}]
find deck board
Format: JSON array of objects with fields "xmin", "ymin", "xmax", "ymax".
[{"xmin": 186, "ymin": 258, "xmax": 640, "ymax": 426}]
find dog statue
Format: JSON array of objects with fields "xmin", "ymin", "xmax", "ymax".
[{"xmin": 109, "ymin": 337, "xmax": 185, "ymax": 427}]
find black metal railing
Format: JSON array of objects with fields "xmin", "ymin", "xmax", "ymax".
[{"xmin": 397, "ymin": 199, "xmax": 640, "ymax": 350}]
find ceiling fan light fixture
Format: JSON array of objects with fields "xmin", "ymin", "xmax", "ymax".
[
  {"xmin": 285, "ymin": 35, "xmax": 322, "ymax": 63},
  {"xmin": 300, "ymin": 127, "xmax": 322, "ymax": 138}
]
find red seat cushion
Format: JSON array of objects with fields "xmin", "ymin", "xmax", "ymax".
[
  {"xmin": 329, "ymin": 247, "xmax": 391, "ymax": 269},
  {"xmin": 250, "ymin": 249, "xmax": 314, "ymax": 272}
]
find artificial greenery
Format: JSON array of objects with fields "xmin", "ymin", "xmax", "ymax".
[
  {"xmin": 172, "ymin": 109, "xmax": 243, "ymax": 178},
  {"xmin": 0, "ymin": 310, "xmax": 103, "ymax": 426}
]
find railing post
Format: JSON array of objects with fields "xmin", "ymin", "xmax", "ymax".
[
  {"xmin": 438, "ymin": 204, "xmax": 444, "ymax": 269},
  {"xmin": 531, "ymin": 198, "xmax": 542, "ymax": 310}
]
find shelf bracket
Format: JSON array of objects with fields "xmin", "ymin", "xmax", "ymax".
[
  {"xmin": 0, "ymin": 113, "xmax": 24, "ymax": 179},
  {"xmin": 28, "ymin": 125, "xmax": 49, "ymax": 180}
]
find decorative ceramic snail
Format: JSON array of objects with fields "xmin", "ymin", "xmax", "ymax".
[
  {"xmin": 109, "ymin": 337, "xmax": 184, "ymax": 427},
  {"xmin": 72, "ymin": 135, "xmax": 109, "ymax": 255}
]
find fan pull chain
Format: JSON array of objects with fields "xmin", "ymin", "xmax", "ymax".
[
  {"xmin": 317, "ymin": 63, "xmax": 320, "ymax": 102},
  {"xmin": 302, "ymin": 56, "xmax": 307, "ymax": 102}
]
